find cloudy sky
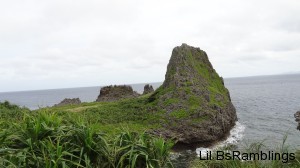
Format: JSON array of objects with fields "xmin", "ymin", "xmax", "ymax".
[{"xmin": 1, "ymin": 0, "xmax": 300, "ymax": 92}]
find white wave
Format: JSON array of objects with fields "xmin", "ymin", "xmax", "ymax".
[{"xmin": 196, "ymin": 121, "xmax": 245, "ymax": 156}]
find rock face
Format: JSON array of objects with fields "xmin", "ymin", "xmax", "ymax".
[
  {"xmin": 96, "ymin": 85, "xmax": 140, "ymax": 102},
  {"xmin": 295, "ymin": 111, "xmax": 300, "ymax": 130},
  {"xmin": 54, "ymin": 98, "xmax": 81, "ymax": 107},
  {"xmin": 143, "ymin": 84, "xmax": 154, "ymax": 94},
  {"xmin": 149, "ymin": 43, "xmax": 237, "ymax": 144}
]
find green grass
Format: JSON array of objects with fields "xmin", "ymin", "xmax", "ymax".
[
  {"xmin": 0, "ymin": 106, "xmax": 174, "ymax": 168},
  {"xmin": 188, "ymin": 95, "xmax": 202, "ymax": 110},
  {"xmin": 191, "ymin": 115, "xmax": 209, "ymax": 124},
  {"xmin": 37, "ymin": 95, "xmax": 165, "ymax": 137},
  {"xmin": 1, "ymin": 98, "xmax": 299, "ymax": 167},
  {"xmin": 163, "ymin": 98, "xmax": 180, "ymax": 106},
  {"xmin": 185, "ymin": 48, "xmax": 229, "ymax": 108},
  {"xmin": 0, "ymin": 101, "xmax": 30, "ymax": 121},
  {"xmin": 169, "ymin": 109, "xmax": 189, "ymax": 119}
]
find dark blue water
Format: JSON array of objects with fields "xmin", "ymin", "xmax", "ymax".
[{"xmin": 0, "ymin": 75, "xmax": 299, "ymax": 149}]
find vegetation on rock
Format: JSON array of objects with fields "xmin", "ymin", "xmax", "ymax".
[
  {"xmin": 143, "ymin": 84, "xmax": 154, "ymax": 95},
  {"xmin": 54, "ymin": 98, "xmax": 81, "ymax": 107},
  {"xmin": 96, "ymin": 85, "xmax": 140, "ymax": 102},
  {"xmin": 148, "ymin": 44, "xmax": 237, "ymax": 144},
  {"xmin": 0, "ymin": 102, "xmax": 299, "ymax": 167},
  {"xmin": 0, "ymin": 43, "xmax": 299, "ymax": 167},
  {"xmin": 46, "ymin": 44, "xmax": 237, "ymax": 145}
]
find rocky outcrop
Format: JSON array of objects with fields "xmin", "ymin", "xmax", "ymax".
[
  {"xmin": 295, "ymin": 111, "xmax": 300, "ymax": 130},
  {"xmin": 143, "ymin": 84, "xmax": 154, "ymax": 94},
  {"xmin": 148, "ymin": 43, "xmax": 237, "ymax": 144},
  {"xmin": 96, "ymin": 85, "xmax": 140, "ymax": 102},
  {"xmin": 54, "ymin": 98, "xmax": 81, "ymax": 107}
]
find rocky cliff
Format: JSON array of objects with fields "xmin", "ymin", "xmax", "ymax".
[
  {"xmin": 149, "ymin": 43, "xmax": 237, "ymax": 144},
  {"xmin": 295, "ymin": 111, "xmax": 300, "ymax": 130},
  {"xmin": 143, "ymin": 84, "xmax": 154, "ymax": 94},
  {"xmin": 96, "ymin": 85, "xmax": 140, "ymax": 102},
  {"xmin": 54, "ymin": 98, "xmax": 81, "ymax": 107}
]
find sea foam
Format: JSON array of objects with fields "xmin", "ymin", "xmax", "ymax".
[{"xmin": 196, "ymin": 121, "xmax": 245, "ymax": 156}]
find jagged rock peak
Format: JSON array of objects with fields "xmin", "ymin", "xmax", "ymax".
[
  {"xmin": 149, "ymin": 43, "xmax": 237, "ymax": 144},
  {"xmin": 96, "ymin": 85, "xmax": 140, "ymax": 102},
  {"xmin": 163, "ymin": 43, "xmax": 213, "ymax": 89},
  {"xmin": 54, "ymin": 98, "xmax": 81, "ymax": 107},
  {"xmin": 143, "ymin": 84, "xmax": 154, "ymax": 94}
]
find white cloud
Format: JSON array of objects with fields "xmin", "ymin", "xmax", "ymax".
[{"xmin": 0, "ymin": 0, "xmax": 300, "ymax": 91}]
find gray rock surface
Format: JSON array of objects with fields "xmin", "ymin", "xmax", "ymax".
[
  {"xmin": 149, "ymin": 43, "xmax": 237, "ymax": 144},
  {"xmin": 96, "ymin": 85, "xmax": 140, "ymax": 102},
  {"xmin": 143, "ymin": 84, "xmax": 154, "ymax": 94},
  {"xmin": 295, "ymin": 111, "xmax": 300, "ymax": 130},
  {"xmin": 54, "ymin": 98, "xmax": 81, "ymax": 107}
]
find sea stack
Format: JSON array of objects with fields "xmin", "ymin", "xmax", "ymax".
[
  {"xmin": 295, "ymin": 111, "xmax": 300, "ymax": 130},
  {"xmin": 54, "ymin": 98, "xmax": 81, "ymax": 107},
  {"xmin": 96, "ymin": 85, "xmax": 140, "ymax": 102},
  {"xmin": 143, "ymin": 84, "xmax": 154, "ymax": 94},
  {"xmin": 149, "ymin": 43, "xmax": 237, "ymax": 144}
]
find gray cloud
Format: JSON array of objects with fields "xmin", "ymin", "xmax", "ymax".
[{"xmin": 0, "ymin": 0, "xmax": 300, "ymax": 92}]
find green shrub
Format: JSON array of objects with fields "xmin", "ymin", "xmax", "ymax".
[{"xmin": 0, "ymin": 101, "xmax": 29, "ymax": 121}]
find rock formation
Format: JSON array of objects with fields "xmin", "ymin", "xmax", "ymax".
[
  {"xmin": 96, "ymin": 85, "xmax": 140, "ymax": 102},
  {"xmin": 295, "ymin": 111, "xmax": 300, "ymax": 130},
  {"xmin": 143, "ymin": 84, "xmax": 154, "ymax": 94},
  {"xmin": 54, "ymin": 98, "xmax": 81, "ymax": 107},
  {"xmin": 149, "ymin": 43, "xmax": 237, "ymax": 144}
]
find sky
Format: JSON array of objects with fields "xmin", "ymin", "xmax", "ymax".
[{"xmin": 0, "ymin": 0, "xmax": 300, "ymax": 92}]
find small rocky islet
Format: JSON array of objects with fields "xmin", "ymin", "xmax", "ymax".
[
  {"xmin": 148, "ymin": 43, "xmax": 237, "ymax": 145},
  {"xmin": 54, "ymin": 98, "xmax": 81, "ymax": 107},
  {"xmin": 295, "ymin": 111, "xmax": 300, "ymax": 131},
  {"xmin": 55, "ymin": 43, "xmax": 238, "ymax": 146}
]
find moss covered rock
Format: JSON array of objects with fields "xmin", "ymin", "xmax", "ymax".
[
  {"xmin": 143, "ymin": 84, "xmax": 154, "ymax": 94},
  {"xmin": 54, "ymin": 98, "xmax": 81, "ymax": 107},
  {"xmin": 149, "ymin": 43, "xmax": 237, "ymax": 144},
  {"xmin": 96, "ymin": 85, "xmax": 140, "ymax": 102}
]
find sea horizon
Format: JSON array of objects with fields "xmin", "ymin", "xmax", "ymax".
[
  {"xmin": 1, "ymin": 73, "xmax": 299, "ymax": 94},
  {"xmin": 1, "ymin": 73, "xmax": 299, "ymax": 152}
]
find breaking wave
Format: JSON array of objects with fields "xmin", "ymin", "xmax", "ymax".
[{"xmin": 196, "ymin": 121, "xmax": 245, "ymax": 156}]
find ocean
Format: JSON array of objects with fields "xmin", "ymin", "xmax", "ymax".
[{"xmin": 0, "ymin": 74, "xmax": 299, "ymax": 151}]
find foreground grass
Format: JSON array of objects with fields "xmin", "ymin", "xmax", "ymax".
[
  {"xmin": 0, "ymin": 102, "xmax": 174, "ymax": 167},
  {"xmin": 1, "ymin": 101, "xmax": 299, "ymax": 167}
]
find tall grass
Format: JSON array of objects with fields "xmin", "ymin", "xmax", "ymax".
[
  {"xmin": 1, "ymin": 102, "xmax": 299, "ymax": 168},
  {"xmin": 0, "ymin": 101, "xmax": 29, "ymax": 121},
  {"xmin": 0, "ymin": 111, "xmax": 174, "ymax": 168}
]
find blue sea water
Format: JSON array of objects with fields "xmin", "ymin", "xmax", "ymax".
[
  {"xmin": 0, "ymin": 74, "xmax": 299, "ymax": 150},
  {"xmin": 225, "ymin": 74, "xmax": 300, "ymax": 149},
  {"xmin": 0, "ymin": 83, "xmax": 162, "ymax": 109}
]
